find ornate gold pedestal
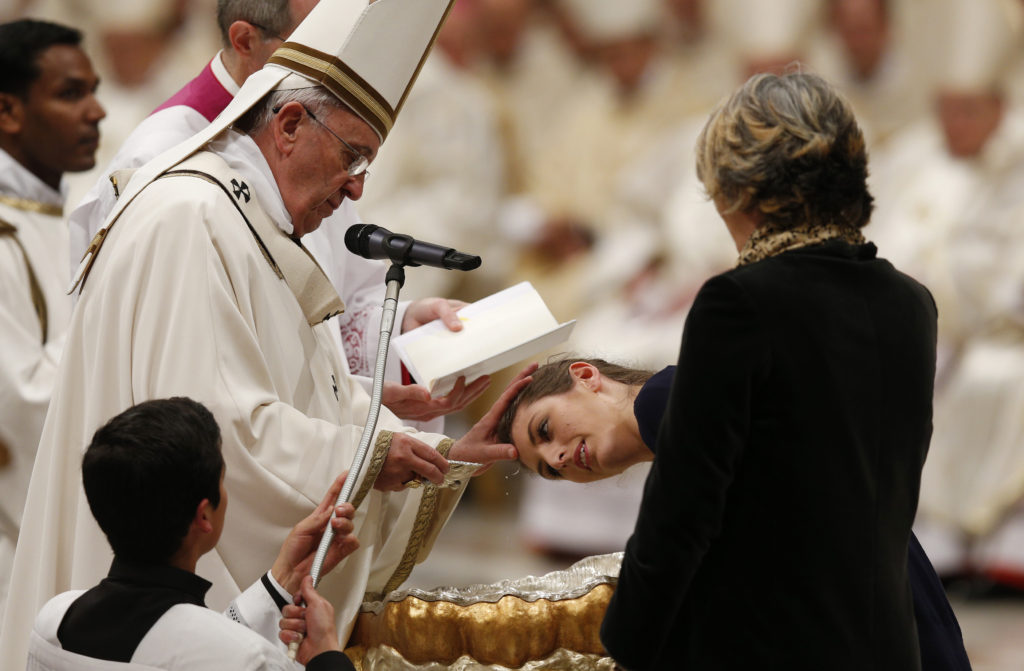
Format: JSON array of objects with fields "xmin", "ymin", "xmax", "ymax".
[{"xmin": 347, "ymin": 553, "xmax": 622, "ymax": 670}]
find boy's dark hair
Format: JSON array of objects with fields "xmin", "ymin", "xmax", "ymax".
[
  {"xmin": 0, "ymin": 19, "xmax": 82, "ymax": 97},
  {"xmin": 82, "ymin": 397, "xmax": 224, "ymax": 565}
]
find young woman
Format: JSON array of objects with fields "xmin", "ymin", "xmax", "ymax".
[{"xmin": 498, "ymin": 357, "xmax": 970, "ymax": 671}]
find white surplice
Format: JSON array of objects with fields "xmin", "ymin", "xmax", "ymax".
[
  {"xmin": 29, "ymin": 577, "xmax": 300, "ymax": 671},
  {"xmin": 0, "ymin": 148, "xmax": 71, "ymax": 621},
  {"xmin": 1, "ymin": 130, "xmax": 467, "ymax": 670}
]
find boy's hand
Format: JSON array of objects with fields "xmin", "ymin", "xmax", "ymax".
[
  {"xmin": 279, "ymin": 576, "xmax": 341, "ymax": 664},
  {"xmin": 271, "ymin": 471, "xmax": 359, "ymax": 595}
]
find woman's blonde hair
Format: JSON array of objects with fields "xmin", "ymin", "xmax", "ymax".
[{"xmin": 696, "ymin": 71, "xmax": 873, "ymax": 230}]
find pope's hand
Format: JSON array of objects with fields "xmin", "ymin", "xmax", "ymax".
[
  {"xmin": 271, "ymin": 471, "xmax": 359, "ymax": 594},
  {"xmin": 374, "ymin": 432, "xmax": 449, "ymax": 491},
  {"xmin": 382, "ymin": 375, "xmax": 491, "ymax": 422},
  {"xmin": 447, "ymin": 363, "xmax": 537, "ymax": 471},
  {"xmin": 402, "ymin": 297, "xmax": 467, "ymax": 333}
]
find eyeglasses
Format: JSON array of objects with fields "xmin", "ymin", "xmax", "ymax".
[
  {"xmin": 272, "ymin": 104, "xmax": 371, "ymax": 178},
  {"xmin": 248, "ymin": 21, "xmax": 286, "ymax": 42}
]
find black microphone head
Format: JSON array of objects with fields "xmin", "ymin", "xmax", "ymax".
[
  {"xmin": 344, "ymin": 223, "xmax": 369, "ymax": 256},
  {"xmin": 444, "ymin": 251, "xmax": 482, "ymax": 271}
]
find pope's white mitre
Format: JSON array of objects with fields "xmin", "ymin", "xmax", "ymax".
[
  {"xmin": 940, "ymin": 0, "xmax": 1023, "ymax": 93},
  {"xmin": 71, "ymin": 0, "xmax": 454, "ymax": 294},
  {"xmin": 267, "ymin": 0, "xmax": 452, "ymax": 140}
]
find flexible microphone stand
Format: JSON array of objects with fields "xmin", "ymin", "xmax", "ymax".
[{"xmin": 289, "ymin": 262, "xmax": 406, "ymax": 659}]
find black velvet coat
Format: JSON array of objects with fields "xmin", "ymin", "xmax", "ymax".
[{"xmin": 601, "ymin": 241, "xmax": 938, "ymax": 670}]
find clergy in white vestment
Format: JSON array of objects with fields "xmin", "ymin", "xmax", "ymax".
[
  {"xmin": 0, "ymin": 18, "xmax": 105, "ymax": 624},
  {"xmin": 0, "ymin": 2, "xmax": 527, "ymax": 667},
  {"xmin": 65, "ymin": 0, "xmax": 483, "ymax": 434},
  {"xmin": 868, "ymin": 0, "xmax": 1024, "ymax": 585}
]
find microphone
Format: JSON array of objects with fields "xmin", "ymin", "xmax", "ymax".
[{"xmin": 344, "ymin": 224, "xmax": 481, "ymax": 271}]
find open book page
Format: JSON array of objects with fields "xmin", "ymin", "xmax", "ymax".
[{"xmin": 393, "ymin": 282, "xmax": 575, "ymax": 397}]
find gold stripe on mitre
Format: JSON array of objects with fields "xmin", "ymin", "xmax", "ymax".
[
  {"xmin": 268, "ymin": 43, "xmax": 395, "ymax": 140},
  {"xmin": 0, "ymin": 194, "xmax": 62, "ymax": 217}
]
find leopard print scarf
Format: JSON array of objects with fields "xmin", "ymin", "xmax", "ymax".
[{"xmin": 737, "ymin": 220, "xmax": 866, "ymax": 267}]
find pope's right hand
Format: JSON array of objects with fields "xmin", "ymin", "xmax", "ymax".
[{"xmin": 374, "ymin": 433, "xmax": 448, "ymax": 491}]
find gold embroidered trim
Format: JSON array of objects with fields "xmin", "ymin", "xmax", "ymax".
[
  {"xmin": 350, "ymin": 431, "xmax": 393, "ymax": 511},
  {"xmin": 0, "ymin": 194, "xmax": 62, "ymax": 217},
  {"xmin": 382, "ymin": 481, "xmax": 440, "ymax": 595},
  {"xmin": 269, "ymin": 44, "xmax": 393, "ymax": 138},
  {"xmin": 737, "ymin": 221, "xmax": 866, "ymax": 267},
  {"xmin": 436, "ymin": 437, "xmax": 454, "ymax": 459},
  {"xmin": 0, "ymin": 218, "xmax": 49, "ymax": 342},
  {"xmin": 377, "ymin": 437, "xmax": 455, "ymax": 595}
]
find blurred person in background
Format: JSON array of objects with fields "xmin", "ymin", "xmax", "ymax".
[
  {"xmin": 0, "ymin": 17, "xmax": 104, "ymax": 623},
  {"xmin": 808, "ymin": 0, "xmax": 931, "ymax": 147},
  {"xmin": 356, "ymin": 0, "xmax": 507, "ymax": 304},
  {"xmin": 567, "ymin": 0, "xmax": 823, "ymax": 368},
  {"xmin": 476, "ymin": 0, "xmax": 585, "ymax": 199},
  {"xmin": 514, "ymin": 0, "xmax": 682, "ymax": 322},
  {"xmin": 868, "ymin": 0, "xmax": 1024, "ymax": 595},
  {"xmin": 660, "ymin": 0, "xmax": 735, "ymax": 120},
  {"xmin": 515, "ymin": 0, "xmax": 823, "ymax": 561},
  {"xmin": 24, "ymin": 0, "xmax": 219, "ymax": 205}
]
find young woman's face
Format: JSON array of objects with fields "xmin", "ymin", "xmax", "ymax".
[{"xmin": 509, "ymin": 378, "xmax": 645, "ymax": 483}]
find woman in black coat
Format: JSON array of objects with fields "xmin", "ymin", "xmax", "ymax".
[
  {"xmin": 596, "ymin": 72, "xmax": 938, "ymax": 670},
  {"xmin": 497, "ymin": 359, "xmax": 970, "ymax": 671}
]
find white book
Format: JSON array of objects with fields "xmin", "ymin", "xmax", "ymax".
[{"xmin": 392, "ymin": 282, "xmax": 575, "ymax": 397}]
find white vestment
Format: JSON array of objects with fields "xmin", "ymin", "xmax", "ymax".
[
  {"xmin": 0, "ymin": 131, "xmax": 467, "ymax": 670},
  {"xmin": 29, "ymin": 576, "xmax": 300, "ymax": 671},
  {"xmin": 65, "ymin": 53, "xmax": 425, "ymax": 393},
  {"xmin": 0, "ymin": 149, "xmax": 71, "ymax": 622}
]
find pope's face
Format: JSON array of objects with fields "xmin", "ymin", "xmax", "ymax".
[
  {"xmin": 4, "ymin": 44, "xmax": 105, "ymax": 189},
  {"xmin": 283, "ymin": 104, "xmax": 378, "ymax": 237},
  {"xmin": 509, "ymin": 382, "xmax": 644, "ymax": 484}
]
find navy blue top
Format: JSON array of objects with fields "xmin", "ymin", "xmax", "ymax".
[{"xmin": 632, "ymin": 366, "xmax": 971, "ymax": 671}]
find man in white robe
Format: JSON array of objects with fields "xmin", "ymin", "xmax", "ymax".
[
  {"xmin": 66, "ymin": 0, "xmax": 485, "ymax": 432},
  {"xmin": 0, "ymin": 18, "xmax": 105, "ymax": 623},
  {"xmin": 1, "ymin": 2, "xmax": 527, "ymax": 667}
]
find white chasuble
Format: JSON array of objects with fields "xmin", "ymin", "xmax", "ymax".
[{"xmin": 1, "ymin": 143, "xmax": 465, "ymax": 670}]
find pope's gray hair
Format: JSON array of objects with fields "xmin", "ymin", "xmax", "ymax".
[
  {"xmin": 216, "ymin": 0, "xmax": 291, "ymax": 46},
  {"xmin": 234, "ymin": 86, "xmax": 345, "ymax": 137}
]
